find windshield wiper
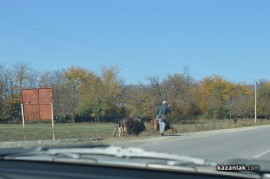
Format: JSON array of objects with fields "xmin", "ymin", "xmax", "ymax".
[{"xmin": 4, "ymin": 144, "xmax": 215, "ymax": 167}]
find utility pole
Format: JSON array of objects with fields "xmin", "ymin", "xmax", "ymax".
[{"xmin": 255, "ymin": 80, "xmax": 257, "ymax": 123}]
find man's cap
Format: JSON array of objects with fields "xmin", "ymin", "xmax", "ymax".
[{"xmin": 162, "ymin": 101, "xmax": 166, "ymax": 104}]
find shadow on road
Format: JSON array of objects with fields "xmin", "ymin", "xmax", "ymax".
[{"xmin": 164, "ymin": 134, "xmax": 182, "ymax": 137}]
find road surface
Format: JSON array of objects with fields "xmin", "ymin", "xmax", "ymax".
[{"xmin": 110, "ymin": 125, "xmax": 270, "ymax": 163}]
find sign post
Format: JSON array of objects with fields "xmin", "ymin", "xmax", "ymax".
[
  {"xmin": 255, "ymin": 80, "xmax": 257, "ymax": 123},
  {"xmin": 51, "ymin": 103, "xmax": 55, "ymax": 140},
  {"xmin": 21, "ymin": 104, "xmax": 26, "ymax": 141}
]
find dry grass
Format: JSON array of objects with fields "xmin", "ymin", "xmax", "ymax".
[
  {"xmin": 170, "ymin": 118, "xmax": 270, "ymax": 134},
  {"xmin": 0, "ymin": 119, "xmax": 269, "ymax": 142}
]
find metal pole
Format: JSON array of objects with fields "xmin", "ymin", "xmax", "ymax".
[
  {"xmin": 21, "ymin": 104, "xmax": 26, "ymax": 141},
  {"xmin": 51, "ymin": 103, "xmax": 55, "ymax": 140},
  {"xmin": 255, "ymin": 80, "xmax": 257, "ymax": 123}
]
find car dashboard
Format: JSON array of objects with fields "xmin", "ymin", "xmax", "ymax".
[{"xmin": 0, "ymin": 145, "xmax": 266, "ymax": 179}]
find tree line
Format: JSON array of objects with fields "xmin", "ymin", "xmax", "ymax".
[{"xmin": 0, "ymin": 63, "xmax": 269, "ymax": 123}]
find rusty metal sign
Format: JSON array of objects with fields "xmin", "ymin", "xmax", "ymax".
[
  {"xmin": 22, "ymin": 89, "xmax": 39, "ymax": 104},
  {"xmin": 39, "ymin": 88, "xmax": 52, "ymax": 104},
  {"xmin": 21, "ymin": 88, "xmax": 53, "ymax": 121},
  {"xmin": 39, "ymin": 104, "xmax": 52, "ymax": 120}
]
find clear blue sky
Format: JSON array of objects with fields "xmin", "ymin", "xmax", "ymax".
[{"xmin": 0, "ymin": 0, "xmax": 269, "ymax": 84}]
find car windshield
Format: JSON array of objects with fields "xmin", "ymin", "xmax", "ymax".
[{"xmin": 0, "ymin": 0, "xmax": 270, "ymax": 178}]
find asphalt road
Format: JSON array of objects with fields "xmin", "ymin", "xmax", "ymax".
[{"xmin": 111, "ymin": 125, "xmax": 270, "ymax": 164}]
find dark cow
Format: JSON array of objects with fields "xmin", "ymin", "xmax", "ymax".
[
  {"xmin": 150, "ymin": 118, "xmax": 177, "ymax": 135},
  {"xmin": 113, "ymin": 117, "xmax": 146, "ymax": 137}
]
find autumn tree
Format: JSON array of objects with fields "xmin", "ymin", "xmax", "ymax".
[
  {"xmin": 225, "ymin": 83, "xmax": 253, "ymax": 124},
  {"xmin": 0, "ymin": 64, "xmax": 12, "ymax": 121},
  {"xmin": 63, "ymin": 66, "xmax": 88, "ymax": 122},
  {"xmin": 163, "ymin": 74, "xmax": 200, "ymax": 120},
  {"xmin": 1, "ymin": 62, "xmax": 270, "ymax": 124},
  {"xmin": 257, "ymin": 81, "xmax": 270, "ymax": 119},
  {"xmin": 73, "ymin": 66, "xmax": 122, "ymax": 122},
  {"xmin": 38, "ymin": 70, "xmax": 73, "ymax": 122},
  {"xmin": 0, "ymin": 63, "xmax": 39, "ymax": 122},
  {"xmin": 119, "ymin": 84, "xmax": 154, "ymax": 119},
  {"xmin": 147, "ymin": 76, "xmax": 165, "ymax": 103}
]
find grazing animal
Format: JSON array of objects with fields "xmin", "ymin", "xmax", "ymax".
[
  {"xmin": 150, "ymin": 118, "xmax": 159, "ymax": 131},
  {"xmin": 113, "ymin": 118, "xmax": 122, "ymax": 137},
  {"xmin": 150, "ymin": 118, "xmax": 177, "ymax": 135},
  {"xmin": 113, "ymin": 117, "xmax": 146, "ymax": 137}
]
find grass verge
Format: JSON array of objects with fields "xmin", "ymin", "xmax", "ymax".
[{"xmin": 0, "ymin": 119, "xmax": 269, "ymax": 142}]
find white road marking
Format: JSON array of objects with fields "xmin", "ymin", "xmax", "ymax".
[{"xmin": 253, "ymin": 149, "xmax": 270, "ymax": 158}]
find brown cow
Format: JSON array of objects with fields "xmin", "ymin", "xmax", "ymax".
[
  {"xmin": 113, "ymin": 117, "xmax": 146, "ymax": 137},
  {"xmin": 150, "ymin": 118, "xmax": 177, "ymax": 135}
]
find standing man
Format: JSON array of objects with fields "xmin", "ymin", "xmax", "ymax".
[{"xmin": 156, "ymin": 101, "xmax": 170, "ymax": 136}]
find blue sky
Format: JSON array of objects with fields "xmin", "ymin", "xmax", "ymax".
[{"xmin": 0, "ymin": 0, "xmax": 270, "ymax": 84}]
